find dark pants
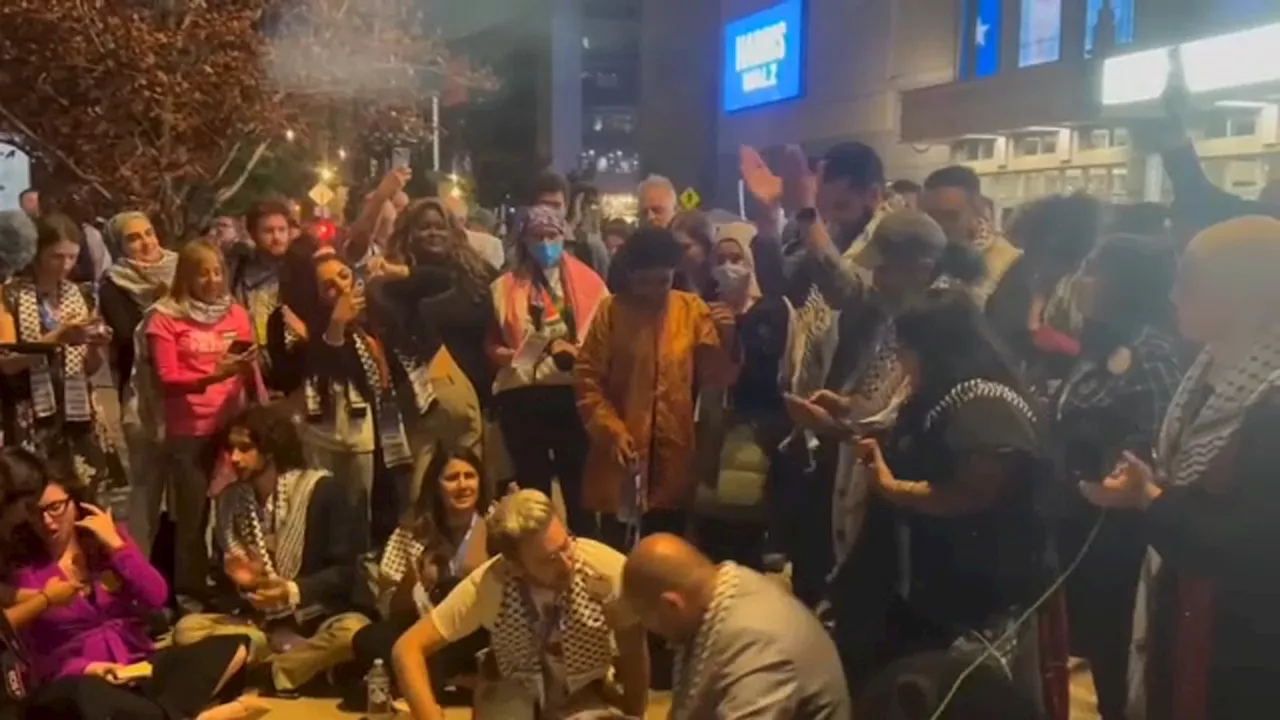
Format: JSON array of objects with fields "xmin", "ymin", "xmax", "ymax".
[
  {"xmin": 1063, "ymin": 508, "xmax": 1145, "ymax": 720},
  {"xmin": 350, "ymin": 612, "xmax": 486, "ymax": 701},
  {"xmin": 369, "ymin": 451, "xmax": 411, "ymax": 549},
  {"xmin": 161, "ymin": 434, "xmax": 219, "ymax": 601},
  {"xmin": 27, "ymin": 635, "xmax": 247, "ymax": 720},
  {"xmin": 691, "ymin": 516, "xmax": 766, "ymax": 571},
  {"xmin": 496, "ymin": 386, "xmax": 590, "ymax": 535}
]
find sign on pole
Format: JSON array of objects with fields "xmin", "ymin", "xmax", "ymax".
[{"xmin": 679, "ymin": 187, "xmax": 702, "ymax": 210}]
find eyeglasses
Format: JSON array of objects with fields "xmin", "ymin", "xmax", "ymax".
[{"xmin": 39, "ymin": 498, "xmax": 73, "ymax": 518}]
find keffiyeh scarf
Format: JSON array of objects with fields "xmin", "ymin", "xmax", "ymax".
[
  {"xmin": 106, "ymin": 250, "xmax": 178, "ymax": 307},
  {"xmin": 152, "ymin": 295, "xmax": 234, "ymax": 326},
  {"xmin": 670, "ymin": 563, "xmax": 742, "ymax": 720},
  {"xmin": 299, "ymin": 326, "xmax": 435, "ymax": 468},
  {"xmin": 9, "ymin": 279, "xmax": 92, "ymax": 423},
  {"xmin": 489, "ymin": 559, "xmax": 616, "ymax": 706}
]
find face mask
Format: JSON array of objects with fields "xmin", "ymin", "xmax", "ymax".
[
  {"xmin": 529, "ymin": 239, "xmax": 564, "ymax": 269},
  {"xmin": 712, "ymin": 263, "xmax": 752, "ymax": 297}
]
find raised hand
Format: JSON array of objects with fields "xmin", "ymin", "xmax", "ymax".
[{"xmin": 74, "ymin": 503, "xmax": 124, "ymax": 550}]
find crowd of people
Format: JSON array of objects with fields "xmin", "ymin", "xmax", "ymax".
[{"xmin": 0, "ymin": 107, "xmax": 1278, "ymax": 720}]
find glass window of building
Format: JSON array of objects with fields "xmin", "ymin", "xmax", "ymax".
[{"xmin": 1018, "ymin": 0, "xmax": 1063, "ymax": 68}]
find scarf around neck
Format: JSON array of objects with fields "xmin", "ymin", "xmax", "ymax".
[
  {"xmin": 106, "ymin": 250, "xmax": 178, "ymax": 307},
  {"xmin": 152, "ymin": 294, "xmax": 233, "ymax": 326},
  {"xmin": 671, "ymin": 563, "xmax": 742, "ymax": 720},
  {"xmin": 216, "ymin": 468, "xmax": 328, "ymax": 623},
  {"xmin": 8, "ymin": 279, "xmax": 92, "ymax": 423},
  {"xmin": 490, "ymin": 556, "xmax": 616, "ymax": 706},
  {"xmin": 1155, "ymin": 323, "xmax": 1280, "ymax": 488}
]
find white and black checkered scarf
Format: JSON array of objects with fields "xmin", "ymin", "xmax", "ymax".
[{"xmin": 8, "ymin": 278, "xmax": 92, "ymax": 423}]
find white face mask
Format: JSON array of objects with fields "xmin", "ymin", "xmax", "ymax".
[{"xmin": 711, "ymin": 263, "xmax": 752, "ymax": 297}]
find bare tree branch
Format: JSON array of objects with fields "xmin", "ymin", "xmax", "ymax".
[
  {"xmin": 214, "ymin": 139, "xmax": 270, "ymax": 206},
  {"xmin": 0, "ymin": 100, "xmax": 112, "ymax": 201}
]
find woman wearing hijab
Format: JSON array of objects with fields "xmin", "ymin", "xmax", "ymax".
[
  {"xmin": 139, "ymin": 240, "xmax": 256, "ymax": 611},
  {"xmin": 1081, "ymin": 215, "xmax": 1280, "ymax": 719},
  {"xmin": 487, "ymin": 205, "xmax": 608, "ymax": 535},
  {"xmin": 689, "ymin": 232, "xmax": 789, "ymax": 569},
  {"xmin": 97, "ymin": 211, "xmax": 178, "ymax": 555}
]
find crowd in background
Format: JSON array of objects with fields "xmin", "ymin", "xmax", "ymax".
[{"xmin": 0, "ymin": 98, "xmax": 1277, "ymax": 720}]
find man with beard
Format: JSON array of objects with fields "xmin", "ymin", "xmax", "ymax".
[
  {"xmin": 228, "ymin": 199, "xmax": 295, "ymax": 359},
  {"xmin": 919, "ymin": 165, "xmax": 1022, "ymax": 309},
  {"xmin": 623, "ymin": 533, "xmax": 852, "ymax": 720},
  {"xmin": 172, "ymin": 405, "xmax": 372, "ymax": 695}
]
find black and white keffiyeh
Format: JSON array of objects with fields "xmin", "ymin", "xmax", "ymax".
[
  {"xmin": 9, "ymin": 279, "xmax": 92, "ymax": 423},
  {"xmin": 489, "ymin": 559, "xmax": 616, "ymax": 706},
  {"xmin": 670, "ymin": 563, "xmax": 742, "ymax": 720},
  {"xmin": 106, "ymin": 250, "xmax": 177, "ymax": 307},
  {"xmin": 216, "ymin": 468, "xmax": 327, "ymax": 582},
  {"xmin": 1154, "ymin": 325, "xmax": 1280, "ymax": 488},
  {"xmin": 301, "ymin": 329, "xmax": 435, "ymax": 468}
]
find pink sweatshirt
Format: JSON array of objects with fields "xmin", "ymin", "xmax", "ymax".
[{"xmin": 146, "ymin": 305, "xmax": 253, "ymax": 437}]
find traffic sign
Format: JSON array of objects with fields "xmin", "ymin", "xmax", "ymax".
[
  {"xmin": 679, "ymin": 187, "xmax": 701, "ymax": 210},
  {"xmin": 308, "ymin": 183, "xmax": 335, "ymax": 207}
]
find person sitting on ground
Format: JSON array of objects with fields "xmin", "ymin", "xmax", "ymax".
[
  {"xmin": 623, "ymin": 533, "xmax": 852, "ymax": 719},
  {"xmin": 0, "ymin": 448, "xmax": 262, "ymax": 720},
  {"xmin": 392, "ymin": 489, "xmax": 649, "ymax": 720},
  {"xmin": 172, "ymin": 405, "xmax": 371, "ymax": 696},
  {"xmin": 348, "ymin": 447, "xmax": 490, "ymax": 707}
]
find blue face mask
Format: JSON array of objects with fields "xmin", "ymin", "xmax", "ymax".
[{"xmin": 530, "ymin": 240, "xmax": 564, "ymax": 269}]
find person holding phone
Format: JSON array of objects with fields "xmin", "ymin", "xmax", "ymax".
[
  {"xmin": 0, "ymin": 213, "xmax": 124, "ymax": 498},
  {"xmin": 0, "ymin": 448, "xmax": 264, "ymax": 720},
  {"xmin": 138, "ymin": 240, "xmax": 255, "ymax": 613}
]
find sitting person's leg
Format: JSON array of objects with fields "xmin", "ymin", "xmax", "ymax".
[
  {"xmin": 271, "ymin": 612, "xmax": 371, "ymax": 692},
  {"xmin": 173, "ymin": 613, "xmax": 272, "ymax": 665},
  {"xmin": 147, "ymin": 635, "xmax": 261, "ymax": 719},
  {"xmin": 26, "ymin": 675, "xmax": 163, "ymax": 720},
  {"xmin": 352, "ymin": 611, "xmax": 419, "ymax": 674}
]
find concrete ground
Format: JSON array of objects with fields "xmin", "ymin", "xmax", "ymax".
[{"xmin": 255, "ymin": 693, "xmax": 674, "ymax": 718}]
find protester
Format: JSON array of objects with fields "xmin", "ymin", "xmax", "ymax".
[
  {"xmin": 0, "ymin": 210, "xmax": 37, "ymax": 282},
  {"xmin": 173, "ymin": 405, "xmax": 371, "ymax": 695},
  {"xmin": 17, "ymin": 189, "xmax": 38, "ymax": 219},
  {"xmin": 269, "ymin": 239, "xmax": 439, "ymax": 544},
  {"xmin": 0, "ymin": 214, "xmax": 123, "ymax": 496},
  {"xmin": 229, "ymin": 200, "xmax": 294, "ymax": 355},
  {"xmin": 1055, "ymin": 233, "xmax": 1184, "ymax": 720},
  {"xmin": 575, "ymin": 226, "xmax": 736, "ymax": 549},
  {"xmin": 669, "ymin": 210, "xmax": 714, "ymax": 297},
  {"xmin": 601, "ymin": 219, "xmax": 631, "ymax": 258},
  {"xmin": 835, "ymin": 288, "xmax": 1052, "ymax": 703},
  {"xmin": 689, "ymin": 232, "xmax": 787, "ymax": 569},
  {"xmin": 349, "ymin": 447, "xmax": 490, "ymax": 706},
  {"xmin": 1, "ymin": 448, "xmax": 261, "ymax": 720},
  {"xmin": 445, "ymin": 195, "xmax": 505, "ymax": 271},
  {"xmin": 488, "ymin": 205, "xmax": 607, "ymax": 534},
  {"xmin": 887, "ymin": 179, "xmax": 921, "ymax": 211},
  {"xmin": 637, "ymin": 175, "xmax": 677, "ymax": 229},
  {"xmin": 1080, "ymin": 215, "xmax": 1280, "ymax": 718},
  {"xmin": 375, "ymin": 196, "xmax": 496, "ymax": 414},
  {"xmin": 140, "ymin": 239, "xmax": 256, "ymax": 611},
  {"xmin": 97, "ymin": 211, "xmax": 178, "ymax": 554},
  {"xmin": 920, "ymin": 165, "xmax": 1023, "ymax": 308},
  {"xmin": 623, "ymin": 533, "xmax": 852, "ymax": 719},
  {"xmin": 392, "ymin": 489, "xmax": 649, "ymax": 720}
]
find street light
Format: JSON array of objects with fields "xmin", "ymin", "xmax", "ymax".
[
  {"xmin": 338, "ymin": 147, "xmax": 348, "ymax": 160},
  {"xmin": 317, "ymin": 166, "xmax": 335, "ymax": 183},
  {"xmin": 285, "ymin": 129, "xmax": 296, "ymax": 142}
]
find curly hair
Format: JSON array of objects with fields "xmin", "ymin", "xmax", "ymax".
[
  {"xmin": 401, "ymin": 445, "xmax": 489, "ymax": 554},
  {"xmin": 218, "ymin": 404, "xmax": 307, "ymax": 474},
  {"xmin": 388, "ymin": 198, "xmax": 494, "ymax": 298}
]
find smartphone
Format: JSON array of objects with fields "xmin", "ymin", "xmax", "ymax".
[{"xmin": 228, "ymin": 340, "xmax": 254, "ymax": 355}]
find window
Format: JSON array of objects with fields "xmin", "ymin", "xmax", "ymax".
[
  {"xmin": 1012, "ymin": 132, "xmax": 1058, "ymax": 157},
  {"xmin": 1078, "ymin": 126, "xmax": 1128, "ymax": 151},
  {"xmin": 950, "ymin": 138, "xmax": 996, "ymax": 162},
  {"xmin": 1018, "ymin": 0, "xmax": 1063, "ymax": 68},
  {"xmin": 1204, "ymin": 113, "xmax": 1259, "ymax": 139}
]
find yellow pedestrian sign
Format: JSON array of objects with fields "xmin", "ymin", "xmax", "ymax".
[
  {"xmin": 308, "ymin": 183, "xmax": 335, "ymax": 208},
  {"xmin": 679, "ymin": 187, "xmax": 701, "ymax": 210}
]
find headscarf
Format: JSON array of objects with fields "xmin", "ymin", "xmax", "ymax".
[
  {"xmin": 710, "ymin": 229, "xmax": 762, "ymax": 302},
  {"xmin": 517, "ymin": 205, "xmax": 568, "ymax": 245}
]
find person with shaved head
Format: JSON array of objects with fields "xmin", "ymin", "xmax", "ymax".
[{"xmin": 622, "ymin": 534, "xmax": 852, "ymax": 719}]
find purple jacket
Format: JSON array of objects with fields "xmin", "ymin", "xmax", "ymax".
[{"xmin": 10, "ymin": 526, "xmax": 168, "ymax": 681}]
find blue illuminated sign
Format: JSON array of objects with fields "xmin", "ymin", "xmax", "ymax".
[
  {"xmin": 972, "ymin": 0, "xmax": 1003, "ymax": 78},
  {"xmin": 722, "ymin": 0, "xmax": 805, "ymax": 113},
  {"xmin": 1085, "ymin": 0, "xmax": 1135, "ymax": 55}
]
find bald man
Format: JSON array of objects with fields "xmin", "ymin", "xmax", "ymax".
[{"xmin": 623, "ymin": 534, "xmax": 852, "ymax": 719}]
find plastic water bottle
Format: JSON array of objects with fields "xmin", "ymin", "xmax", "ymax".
[{"xmin": 366, "ymin": 658, "xmax": 393, "ymax": 717}]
